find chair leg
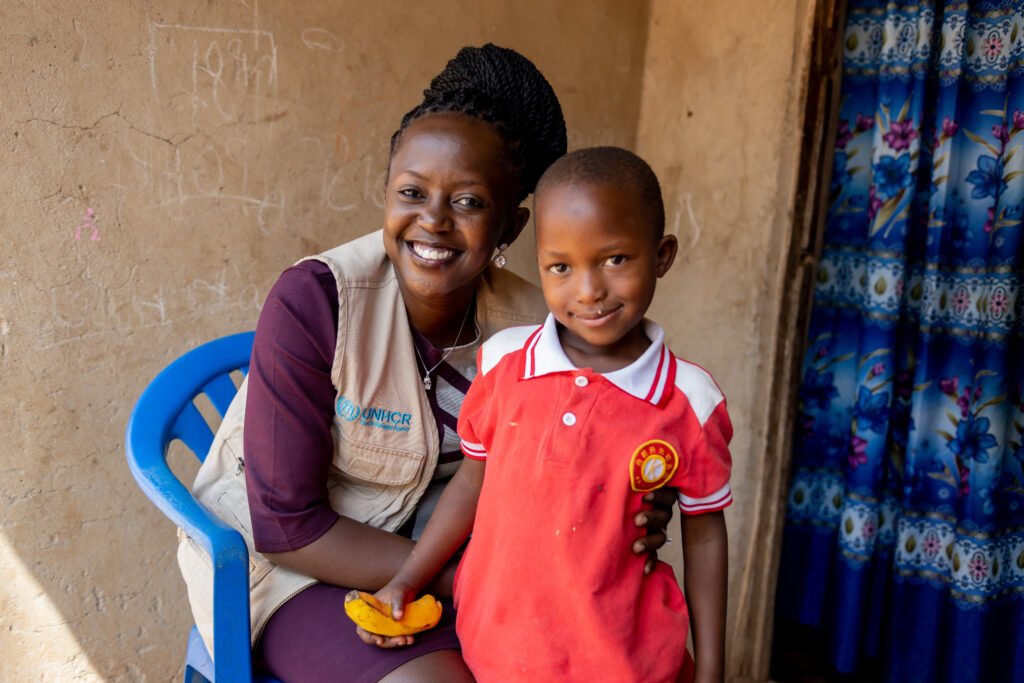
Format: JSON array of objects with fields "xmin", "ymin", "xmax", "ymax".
[
  {"xmin": 183, "ymin": 663, "xmax": 211, "ymax": 683},
  {"xmin": 184, "ymin": 625, "xmax": 215, "ymax": 682}
]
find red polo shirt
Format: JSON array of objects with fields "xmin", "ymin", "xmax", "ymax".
[{"xmin": 454, "ymin": 315, "xmax": 733, "ymax": 683}]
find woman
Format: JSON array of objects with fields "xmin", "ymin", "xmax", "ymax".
[{"xmin": 178, "ymin": 44, "xmax": 676, "ymax": 682}]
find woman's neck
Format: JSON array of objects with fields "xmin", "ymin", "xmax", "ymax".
[{"xmin": 404, "ymin": 289, "xmax": 477, "ymax": 349}]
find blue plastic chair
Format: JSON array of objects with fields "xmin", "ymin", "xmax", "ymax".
[{"xmin": 125, "ymin": 332, "xmax": 281, "ymax": 683}]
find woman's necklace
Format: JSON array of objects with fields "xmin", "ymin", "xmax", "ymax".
[{"xmin": 413, "ymin": 304, "xmax": 472, "ymax": 391}]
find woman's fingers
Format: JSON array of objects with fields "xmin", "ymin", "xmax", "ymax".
[
  {"xmin": 354, "ymin": 625, "xmax": 375, "ymax": 645},
  {"xmin": 635, "ymin": 506, "xmax": 672, "ymax": 530},
  {"xmin": 355, "ymin": 626, "xmax": 414, "ymax": 649},
  {"xmin": 633, "ymin": 528, "xmax": 667, "ymax": 555},
  {"xmin": 631, "ymin": 487, "xmax": 675, "ymax": 558},
  {"xmin": 644, "ymin": 550, "xmax": 659, "ymax": 576},
  {"xmin": 644, "ymin": 487, "xmax": 677, "ymax": 514}
]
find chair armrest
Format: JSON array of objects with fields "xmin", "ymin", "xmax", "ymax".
[
  {"xmin": 126, "ymin": 400, "xmax": 254, "ymax": 680},
  {"xmin": 125, "ymin": 332, "xmax": 257, "ymax": 682}
]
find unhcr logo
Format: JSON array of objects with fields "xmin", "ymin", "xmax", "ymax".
[
  {"xmin": 336, "ymin": 397, "xmax": 361, "ymax": 422},
  {"xmin": 336, "ymin": 396, "xmax": 412, "ymax": 433}
]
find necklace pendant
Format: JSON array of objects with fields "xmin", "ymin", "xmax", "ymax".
[{"xmin": 423, "ymin": 374, "xmax": 432, "ymax": 391}]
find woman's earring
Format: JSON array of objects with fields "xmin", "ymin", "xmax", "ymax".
[{"xmin": 492, "ymin": 244, "xmax": 508, "ymax": 269}]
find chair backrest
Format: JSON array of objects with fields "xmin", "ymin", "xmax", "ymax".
[{"xmin": 125, "ymin": 332, "xmax": 256, "ymax": 682}]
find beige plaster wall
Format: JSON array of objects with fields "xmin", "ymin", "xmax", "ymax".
[
  {"xmin": 1, "ymin": 0, "xmax": 820, "ymax": 680},
  {"xmin": 636, "ymin": 1, "xmax": 819, "ymax": 679},
  {"xmin": 0, "ymin": 2, "xmax": 649, "ymax": 679}
]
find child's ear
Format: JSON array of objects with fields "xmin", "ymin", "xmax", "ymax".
[
  {"xmin": 655, "ymin": 235, "xmax": 678, "ymax": 277},
  {"xmin": 500, "ymin": 207, "xmax": 531, "ymax": 247}
]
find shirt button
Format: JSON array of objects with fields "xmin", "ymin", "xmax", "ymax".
[
  {"xmin": 562, "ymin": 412, "xmax": 577, "ymax": 426},
  {"xmin": 574, "ymin": 375, "xmax": 589, "ymax": 387}
]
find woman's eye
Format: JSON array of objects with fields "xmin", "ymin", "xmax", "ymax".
[
  {"xmin": 398, "ymin": 188, "xmax": 423, "ymax": 199},
  {"xmin": 453, "ymin": 196, "xmax": 484, "ymax": 209}
]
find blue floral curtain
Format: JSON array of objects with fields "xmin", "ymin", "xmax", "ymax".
[{"xmin": 775, "ymin": 2, "xmax": 1024, "ymax": 682}]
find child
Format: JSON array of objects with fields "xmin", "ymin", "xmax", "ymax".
[{"xmin": 373, "ymin": 147, "xmax": 732, "ymax": 683}]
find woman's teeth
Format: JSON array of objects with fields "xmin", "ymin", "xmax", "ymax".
[{"xmin": 412, "ymin": 243, "xmax": 456, "ymax": 262}]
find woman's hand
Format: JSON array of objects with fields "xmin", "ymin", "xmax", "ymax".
[
  {"xmin": 354, "ymin": 624, "xmax": 416, "ymax": 649},
  {"xmin": 354, "ymin": 580, "xmax": 419, "ymax": 649},
  {"xmin": 354, "ymin": 626, "xmax": 413, "ymax": 651},
  {"xmin": 632, "ymin": 486, "xmax": 677, "ymax": 575}
]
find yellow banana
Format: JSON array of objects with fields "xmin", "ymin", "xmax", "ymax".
[{"xmin": 344, "ymin": 590, "xmax": 443, "ymax": 636}]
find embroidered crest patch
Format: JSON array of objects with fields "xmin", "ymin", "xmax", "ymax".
[{"xmin": 629, "ymin": 440, "xmax": 679, "ymax": 492}]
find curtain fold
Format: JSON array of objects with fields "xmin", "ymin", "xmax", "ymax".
[{"xmin": 775, "ymin": 2, "xmax": 1024, "ymax": 681}]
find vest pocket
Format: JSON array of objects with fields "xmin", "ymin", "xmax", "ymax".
[
  {"xmin": 211, "ymin": 482, "xmax": 274, "ymax": 591},
  {"xmin": 177, "ymin": 531, "xmax": 215, "ymax": 651},
  {"xmin": 327, "ymin": 474, "xmax": 384, "ymax": 501},
  {"xmin": 331, "ymin": 437, "xmax": 426, "ymax": 487},
  {"xmin": 329, "ymin": 416, "xmax": 430, "ymax": 531}
]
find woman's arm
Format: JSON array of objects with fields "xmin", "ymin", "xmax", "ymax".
[
  {"xmin": 262, "ymin": 517, "xmax": 456, "ymax": 597},
  {"xmin": 680, "ymin": 510, "xmax": 728, "ymax": 683}
]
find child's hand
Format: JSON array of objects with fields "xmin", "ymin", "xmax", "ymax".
[
  {"xmin": 375, "ymin": 581, "xmax": 417, "ymax": 621},
  {"xmin": 353, "ymin": 581, "xmax": 418, "ymax": 649}
]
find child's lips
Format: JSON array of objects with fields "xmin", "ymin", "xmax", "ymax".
[{"xmin": 572, "ymin": 306, "xmax": 621, "ymax": 326}]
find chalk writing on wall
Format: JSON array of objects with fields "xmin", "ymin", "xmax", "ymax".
[
  {"xmin": 670, "ymin": 193, "xmax": 701, "ymax": 249},
  {"xmin": 300, "ymin": 28, "xmax": 344, "ymax": 52},
  {"xmin": 39, "ymin": 266, "xmax": 262, "ymax": 352},
  {"xmin": 147, "ymin": 23, "xmax": 280, "ymax": 131},
  {"xmin": 135, "ymin": 22, "xmax": 290, "ymax": 228},
  {"xmin": 74, "ymin": 208, "xmax": 100, "ymax": 241}
]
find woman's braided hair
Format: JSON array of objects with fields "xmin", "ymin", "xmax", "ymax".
[{"xmin": 389, "ymin": 44, "xmax": 567, "ymax": 202}]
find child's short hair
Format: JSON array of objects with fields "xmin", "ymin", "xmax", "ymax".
[{"xmin": 534, "ymin": 146, "xmax": 665, "ymax": 240}]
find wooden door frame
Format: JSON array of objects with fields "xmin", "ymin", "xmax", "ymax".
[{"xmin": 728, "ymin": 0, "xmax": 849, "ymax": 680}]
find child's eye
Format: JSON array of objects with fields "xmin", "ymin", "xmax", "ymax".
[
  {"xmin": 453, "ymin": 196, "xmax": 484, "ymax": 209},
  {"xmin": 605, "ymin": 254, "xmax": 627, "ymax": 266},
  {"xmin": 547, "ymin": 263, "xmax": 569, "ymax": 275}
]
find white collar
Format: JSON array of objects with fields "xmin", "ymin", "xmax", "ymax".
[{"xmin": 522, "ymin": 313, "xmax": 676, "ymax": 407}]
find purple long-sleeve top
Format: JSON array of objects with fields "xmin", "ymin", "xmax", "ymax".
[{"xmin": 244, "ymin": 261, "xmax": 342, "ymax": 553}]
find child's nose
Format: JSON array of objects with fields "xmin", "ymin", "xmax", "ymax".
[{"xmin": 577, "ymin": 270, "xmax": 606, "ymax": 302}]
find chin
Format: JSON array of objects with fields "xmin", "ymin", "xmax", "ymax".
[{"xmin": 566, "ymin": 328, "xmax": 618, "ymax": 348}]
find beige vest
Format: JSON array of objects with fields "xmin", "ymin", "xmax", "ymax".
[{"xmin": 177, "ymin": 230, "xmax": 547, "ymax": 655}]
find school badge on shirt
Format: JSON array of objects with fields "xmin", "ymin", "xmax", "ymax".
[{"xmin": 629, "ymin": 440, "xmax": 679, "ymax": 492}]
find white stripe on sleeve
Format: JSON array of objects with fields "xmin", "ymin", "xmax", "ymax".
[
  {"xmin": 677, "ymin": 483, "xmax": 732, "ymax": 513},
  {"xmin": 460, "ymin": 440, "xmax": 488, "ymax": 460}
]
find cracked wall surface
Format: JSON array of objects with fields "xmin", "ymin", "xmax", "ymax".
[
  {"xmin": 0, "ymin": 1, "xmax": 650, "ymax": 679},
  {"xmin": 1, "ymin": 1, "xmax": 815, "ymax": 680}
]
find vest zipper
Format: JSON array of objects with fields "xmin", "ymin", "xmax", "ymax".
[{"xmin": 253, "ymin": 581, "xmax": 318, "ymax": 645}]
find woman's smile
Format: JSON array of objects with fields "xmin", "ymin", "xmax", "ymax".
[{"xmin": 408, "ymin": 240, "xmax": 461, "ymax": 267}]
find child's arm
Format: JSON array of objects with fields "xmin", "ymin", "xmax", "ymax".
[
  {"xmin": 680, "ymin": 510, "xmax": 728, "ymax": 683},
  {"xmin": 361, "ymin": 456, "xmax": 486, "ymax": 647}
]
